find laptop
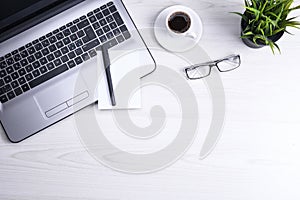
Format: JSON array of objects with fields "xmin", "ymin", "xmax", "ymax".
[{"xmin": 0, "ymin": 0, "xmax": 156, "ymax": 142}]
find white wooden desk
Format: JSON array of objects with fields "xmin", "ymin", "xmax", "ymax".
[{"xmin": 1, "ymin": 0, "xmax": 300, "ymax": 199}]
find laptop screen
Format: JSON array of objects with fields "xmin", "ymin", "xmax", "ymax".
[{"xmin": 0, "ymin": 0, "xmax": 84, "ymax": 42}]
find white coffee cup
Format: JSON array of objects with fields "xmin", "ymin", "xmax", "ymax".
[{"xmin": 165, "ymin": 10, "xmax": 197, "ymax": 39}]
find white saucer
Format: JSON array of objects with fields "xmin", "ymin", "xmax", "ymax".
[{"xmin": 154, "ymin": 5, "xmax": 203, "ymax": 53}]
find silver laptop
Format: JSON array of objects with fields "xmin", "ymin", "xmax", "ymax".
[{"xmin": 0, "ymin": 0, "xmax": 156, "ymax": 142}]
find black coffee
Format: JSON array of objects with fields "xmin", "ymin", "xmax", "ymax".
[{"xmin": 168, "ymin": 12, "xmax": 191, "ymax": 33}]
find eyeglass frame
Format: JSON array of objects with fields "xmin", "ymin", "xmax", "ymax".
[{"xmin": 184, "ymin": 54, "xmax": 241, "ymax": 80}]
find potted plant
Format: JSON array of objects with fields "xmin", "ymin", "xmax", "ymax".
[{"xmin": 233, "ymin": 0, "xmax": 300, "ymax": 53}]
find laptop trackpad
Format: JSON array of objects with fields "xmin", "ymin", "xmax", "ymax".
[{"xmin": 33, "ymin": 74, "xmax": 89, "ymax": 118}]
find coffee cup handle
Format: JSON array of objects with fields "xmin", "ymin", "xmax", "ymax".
[{"xmin": 186, "ymin": 32, "xmax": 197, "ymax": 39}]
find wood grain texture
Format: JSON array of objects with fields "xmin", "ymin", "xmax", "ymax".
[{"xmin": 1, "ymin": 0, "xmax": 300, "ymax": 199}]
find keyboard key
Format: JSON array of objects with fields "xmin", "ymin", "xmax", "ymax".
[
  {"xmin": 66, "ymin": 22, "xmax": 73, "ymax": 27},
  {"xmin": 123, "ymin": 31, "xmax": 131, "ymax": 39},
  {"xmin": 42, "ymin": 48, "xmax": 50, "ymax": 56},
  {"xmin": 113, "ymin": 28, "xmax": 121, "ymax": 36},
  {"xmin": 80, "ymin": 16, "xmax": 86, "ymax": 20},
  {"xmin": 34, "ymin": 52, "xmax": 42, "ymax": 60},
  {"xmin": 20, "ymin": 50, "xmax": 29, "ymax": 58},
  {"xmin": 5, "ymin": 53, "xmax": 11, "ymax": 59},
  {"xmin": 75, "ymin": 57, "xmax": 83, "ymax": 65},
  {"xmin": 106, "ymin": 16, "xmax": 114, "ymax": 23},
  {"xmin": 100, "ymin": 5, "xmax": 107, "ymax": 10},
  {"xmin": 7, "ymin": 58, "xmax": 14, "ymax": 65},
  {"xmin": 25, "ymin": 73, "xmax": 34, "ymax": 81},
  {"xmin": 49, "ymin": 44, "xmax": 57, "ymax": 52},
  {"xmin": 73, "ymin": 18, "xmax": 80, "ymax": 24},
  {"xmin": 0, "ymin": 70, "xmax": 7, "ymax": 78},
  {"xmin": 109, "ymin": 22, "xmax": 117, "ymax": 29},
  {"xmin": 87, "ymin": 12, "xmax": 93, "ymax": 17},
  {"xmin": 56, "ymin": 32, "xmax": 64, "ymax": 40},
  {"xmin": 27, "ymin": 55, "xmax": 35, "ymax": 63},
  {"xmin": 46, "ymin": 62, "xmax": 55, "ymax": 70},
  {"xmin": 0, "ymin": 95, "xmax": 8, "ymax": 103},
  {"xmin": 54, "ymin": 59, "xmax": 62, "ymax": 67},
  {"xmin": 25, "ymin": 65, "xmax": 34, "ymax": 72},
  {"xmin": 21, "ymin": 84, "xmax": 30, "ymax": 92},
  {"xmin": 11, "ymin": 72, "xmax": 19, "ymax": 80},
  {"xmin": 35, "ymin": 43, "xmax": 43, "ymax": 51},
  {"xmin": 7, "ymin": 91, "xmax": 15, "ymax": 100},
  {"xmin": 4, "ymin": 76, "xmax": 12, "ymax": 84},
  {"xmin": 82, "ymin": 39, "xmax": 100, "ymax": 52},
  {"xmin": 68, "ymin": 43, "xmax": 76, "ymax": 51},
  {"xmin": 63, "ymin": 29, "xmax": 71, "ymax": 37},
  {"xmin": 120, "ymin": 25, "xmax": 128, "ymax": 32},
  {"xmin": 61, "ymin": 55, "xmax": 69, "ymax": 63},
  {"xmin": 107, "ymin": 2, "xmax": 114, "ymax": 6},
  {"xmin": 89, "ymin": 50, "xmax": 97, "ymax": 58},
  {"xmin": 96, "ymin": 12, "xmax": 103, "ymax": 20},
  {"xmin": 40, "ymin": 57, "xmax": 48, "ymax": 65},
  {"xmin": 113, "ymin": 12, "xmax": 124, "ymax": 26},
  {"xmin": 6, "ymin": 66, "xmax": 14, "ymax": 74},
  {"xmin": 27, "ymin": 47, "xmax": 36, "ymax": 54},
  {"xmin": 96, "ymin": 29, "xmax": 104, "ymax": 36},
  {"xmin": 18, "ymin": 77, "xmax": 26, "ymax": 85},
  {"xmin": 0, "ymin": 79, "xmax": 4, "ymax": 87},
  {"xmin": 68, "ymin": 52, "xmax": 76, "ymax": 59},
  {"xmin": 93, "ymin": 22, "xmax": 101, "ymax": 30},
  {"xmin": 53, "ymin": 29, "xmax": 59, "ymax": 34},
  {"xmin": 32, "ymin": 69, "xmax": 41, "ymax": 77},
  {"xmin": 67, "ymin": 60, "xmax": 76, "ymax": 68},
  {"xmin": 61, "ymin": 47, "xmax": 69, "ymax": 54},
  {"xmin": 82, "ymin": 53, "xmax": 90, "ymax": 61},
  {"xmin": 75, "ymin": 48, "xmax": 83, "ymax": 56},
  {"xmin": 18, "ymin": 69, "xmax": 26, "ymax": 76},
  {"xmin": 49, "ymin": 36, "xmax": 57, "ymax": 43},
  {"xmin": 103, "ymin": 38, "xmax": 118, "ymax": 49},
  {"xmin": 20, "ymin": 59, "xmax": 29, "ymax": 67},
  {"xmin": 19, "ymin": 46, "xmax": 26, "ymax": 52},
  {"xmin": 39, "ymin": 36, "xmax": 46, "ymax": 41},
  {"xmin": 47, "ymin": 54, "xmax": 55, "ymax": 62},
  {"xmin": 13, "ymin": 54, "xmax": 22, "ymax": 62},
  {"xmin": 56, "ymin": 41, "xmax": 64, "ymax": 49},
  {"xmin": 33, "ymin": 61, "xmax": 41, "ymax": 69},
  {"xmin": 99, "ymin": 19, "xmax": 107, "ymax": 26},
  {"xmin": 100, "ymin": 35, "xmax": 107, "ymax": 43},
  {"xmin": 63, "ymin": 37, "xmax": 71, "ymax": 45},
  {"xmin": 82, "ymin": 36, "xmax": 90, "ymax": 43},
  {"xmin": 42, "ymin": 39, "xmax": 50, "ymax": 47},
  {"xmin": 54, "ymin": 50, "xmax": 62, "ymax": 58},
  {"xmin": 84, "ymin": 26, "xmax": 96, "ymax": 40},
  {"xmin": 25, "ymin": 43, "xmax": 32, "ymax": 48},
  {"xmin": 106, "ymin": 32, "xmax": 114, "ymax": 39},
  {"xmin": 40, "ymin": 66, "xmax": 48, "ymax": 74},
  {"xmin": 29, "ymin": 64, "xmax": 68, "ymax": 88},
  {"xmin": 70, "ymin": 34, "xmax": 78, "ymax": 41},
  {"xmin": 59, "ymin": 25, "xmax": 66, "ymax": 31},
  {"xmin": 0, "ymin": 61, "xmax": 7, "ymax": 69},
  {"xmin": 75, "ymin": 39, "xmax": 83, "ymax": 47},
  {"xmin": 116, "ymin": 35, "xmax": 125, "ymax": 43},
  {"xmin": 94, "ymin": 8, "xmax": 100, "ymax": 14},
  {"xmin": 103, "ymin": 25, "xmax": 110, "ymax": 33},
  {"xmin": 77, "ymin": 19, "xmax": 89, "ymax": 29},
  {"xmin": 11, "ymin": 80, "xmax": 19, "ymax": 88},
  {"xmin": 3, "ymin": 84, "xmax": 12, "ymax": 93},
  {"xmin": 46, "ymin": 32, "xmax": 53, "ymax": 38},
  {"xmin": 14, "ymin": 87, "xmax": 23, "ymax": 96},
  {"xmin": 89, "ymin": 16, "xmax": 97, "ymax": 23},
  {"xmin": 103, "ymin": 9, "xmax": 110, "ymax": 16},
  {"xmin": 70, "ymin": 25, "xmax": 78, "ymax": 33},
  {"xmin": 109, "ymin": 5, "xmax": 117, "ymax": 13},
  {"xmin": 77, "ymin": 30, "xmax": 85, "ymax": 38}
]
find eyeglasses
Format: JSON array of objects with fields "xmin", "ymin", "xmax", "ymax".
[{"xmin": 185, "ymin": 55, "xmax": 241, "ymax": 80}]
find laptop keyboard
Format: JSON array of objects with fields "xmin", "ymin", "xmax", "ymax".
[{"xmin": 0, "ymin": 1, "xmax": 131, "ymax": 104}]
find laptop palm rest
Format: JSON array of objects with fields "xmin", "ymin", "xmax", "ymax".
[{"xmin": 33, "ymin": 73, "xmax": 89, "ymax": 118}]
